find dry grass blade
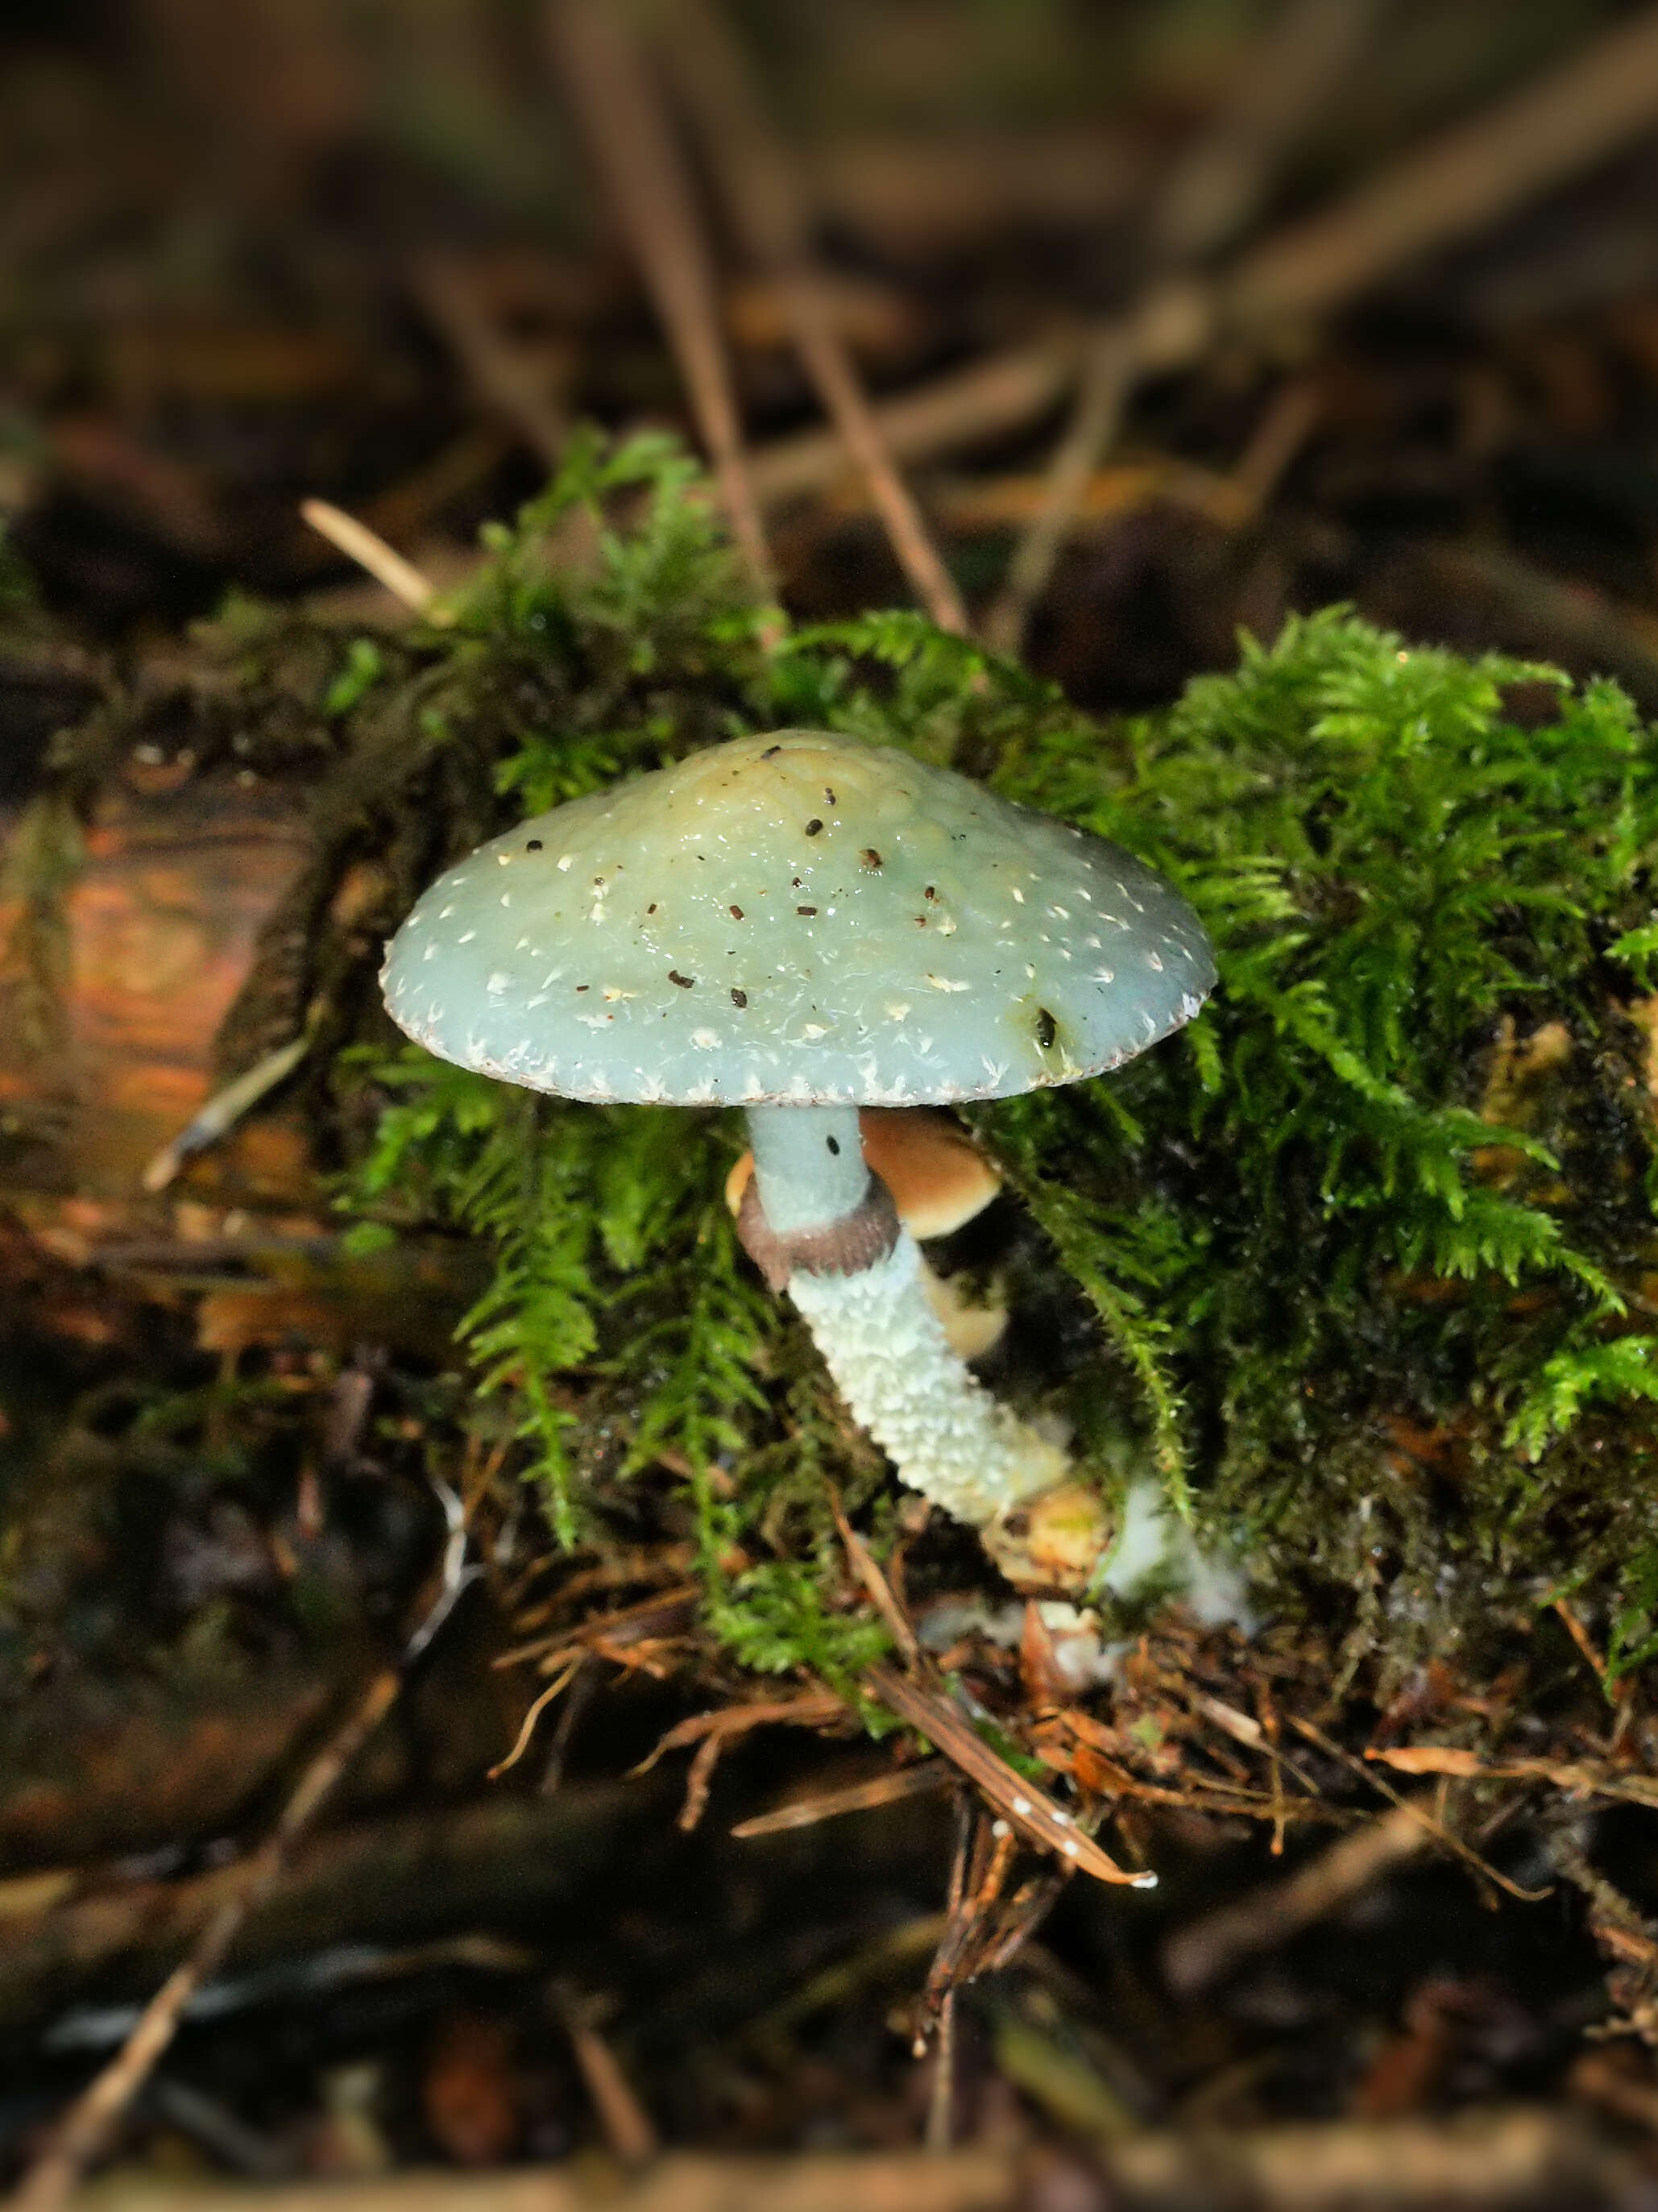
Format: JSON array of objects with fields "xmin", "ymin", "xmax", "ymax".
[
  {"xmin": 300, "ymin": 497, "xmax": 437, "ymax": 613},
  {"xmin": 544, "ymin": 0, "xmax": 774, "ymax": 603},
  {"xmin": 731, "ymin": 1758, "xmax": 947, "ymax": 1839},
  {"xmin": 747, "ymin": 337, "xmax": 1080, "ymax": 509},
  {"xmin": 981, "ymin": 322, "xmax": 1135, "ymax": 654},
  {"xmin": 862, "ymin": 1663, "xmax": 1154, "ymax": 1889},
  {"xmin": 1162, "ymin": 1800, "xmax": 1430, "ymax": 1995},
  {"xmin": 659, "ymin": 0, "xmax": 968, "ymax": 635}
]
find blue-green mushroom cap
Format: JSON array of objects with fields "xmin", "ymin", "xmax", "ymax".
[{"xmin": 381, "ymin": 730, "xmax": 1216, "ymax": 1106}]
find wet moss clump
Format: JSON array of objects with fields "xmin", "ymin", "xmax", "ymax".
[
  {"xmin": 322, "ymin": 442, "xmax": 1658, "ymax": 1687},
  {"xmin": 21, "ymin": 436, "xmax": 1658, "ymax": 1687}
]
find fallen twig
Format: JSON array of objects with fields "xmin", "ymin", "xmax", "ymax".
[
  {"xmin": 986, "ymin": 0, "xmax": 1381, "ymax": 651},
  {"xmin": 922, "ymin": 1797, "xmax": 977, "ymax": 2149},
  {"xmin": 51, "ymin": 2113, "xmax": 1636, "ymax": 2210},
  {"xmin": 1161, "ymin": 1800, "xmax": 1431, "ymax": 1996},
  {"xmin": 46, "ymin": 2150, "xmax": 1018, "ymax": 2212},
  {"xmin": 0, "ymin": 1789, "xmax": 643, "ymax": 2042},
  {"xmin": 1366, "ymin": 1744, "xmax": 1658, "ymax": 1812},
  {"xmin": 8, "ymin": 1669, "xmax": 402, "ymax": 2212},
  {"xmin": 1291, "ymin": 1716, "xmax": 1551, "ymax": 1905},
  {"xmin": 544, "ymin": 0, "xmax": 773, "ymax": 603},
  {"xmin": 862, "ymin": 1663, "xmax": 1154, "ymax": 1889},
  {"xmin": 300, "ymin": 499, "xmax": 439, "ymax": 615},
  {"xmin": 1225, "ymin": 2, "xmax": 1658, "ymax": 334},
  {"xmin": 409, "ymin": 251, "xmax": 569, "ymax": 468},
  {"xmin": 660, "ymin": 0, "xmax": 968, "ymax": 633}
]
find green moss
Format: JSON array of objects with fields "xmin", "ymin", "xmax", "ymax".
[
  {"xmin": 707, "ymin": 1560, "xmax": 893, "ymax": 1692},
  {"xmin": 238, "ymin": 434, "xmax": 1658, "ymax": 1686}
]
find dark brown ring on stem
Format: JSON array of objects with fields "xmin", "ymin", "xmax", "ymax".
[{"xmin": 736, "ymin": 1168, "xmax": 901, "ymax": 1293}]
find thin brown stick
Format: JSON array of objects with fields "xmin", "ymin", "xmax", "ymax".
[
  {"xmin": 7, "ymin": 1668, "xmax": 402, "ymax": 2212},
  {"xmin": 659, "ymin": 0, "xmax": 967, "ymax": 634},
  {"xmin": 1552, "ymin": 1596, "xmax": 1609, "ymax": 1684},
  {"xmin": 40, "ymin": 2119, "xmax": 1633, "ymax": 2210},
  {"xmin": 923, "ymin": 1795, "xmax": 976, "ymax": 2148},
  {"xmin": 1151, "ymin": 0, "xmax": 1389, "ymax": 264},
  {"xmin": 1223, "ymin": 374, "xmax": 1323, "ymax": 524},
  {"xmin": 544, "ymin": 0, "xmax": 773, "ymax": 602},
  {"xmin": 1290, "ymin": 1716, "xmax": 1551, "ymax": 1905},
  {"xmin": 556, "ymin": 1994, "xmax": 660, "ymax": 2168},
  {"xmin": 539, "ymin": 1650, "xmax": 600, "ymax": 1795},
  {"xmin": 409, "ymin": 251, "xmax": 569, "ymax": 467},
  {"xmin": 747, "ymin": 336, "xmax": 1081, "ymax": 509},
  {"xmin": 731, "ymin": 1758, "xmax": 947, "ymax": 1839},
  {"xmin": 300, "ymin": 498, "xmax": 437, "ymax": 613},
  {"xmin": 831, "ymin": 1496, "xmax": 921, "ymax": 1668},
  {"xmin": 487, "ymin": 1654, "xmax": 583, "ymax": 1779},
  {"xmin": 632, "ymin": 1689, "xmax": 847, "ymax": 1776},
  {"xmin": 986, "ymin": 0, "xmax": 1383, "ymax": 653},
  {"xmin": 1366, "ymin": 1745, "xmax": 1658, "ymax": 1812},
  {"xmin": 756, "ymin": 0, "xmax": 1658, "ymax": 545},
  {"xmin": 1225, "ymin": 2, "xmax": 1658, "ymax": 334},
  {"xmin": 863, "ymin": 1663, "xmax": 1154, "ymax": 1889},
  {"xmin": 981, "ymin": 322, "xmax": 1135, "ymax": 654},
  {"xmin": 30, "ymin": 2149, "xmax": 1021, "ymax": 2212},
  {"xmin": 1161, "ymin": 1800, "xmax": 1430, "ymax": 1996}
]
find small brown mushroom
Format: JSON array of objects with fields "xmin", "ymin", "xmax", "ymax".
[{"xmin": 725, "ymin": 1108, "xmax": 1007, "ymax": 1359}]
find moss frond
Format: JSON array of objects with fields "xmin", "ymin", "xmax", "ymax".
[{"xmin": 319, "ymin": 440, "xmax": 1658, "ymax": 1670}]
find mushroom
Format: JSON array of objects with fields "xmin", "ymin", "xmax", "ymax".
[
  {"xmin": 725, "ymin": 1106, "xmax": 1008, "ymax": 1358},
  {"xmin": 381, "ymin": 728, "xmax": 1216, "ymax": 1576}
]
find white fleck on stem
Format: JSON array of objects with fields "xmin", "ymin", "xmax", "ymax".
[{"xmin": 788, "ymin": 1231, "xmax": 1068, "ymax": 1527}]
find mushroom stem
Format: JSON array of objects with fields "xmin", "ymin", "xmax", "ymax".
[
  {"xmin": 745, "ymin": 1102, "xmax": 867, "ymax": 1233},
  {"xmin": 787, "ymin": 1230, "xmax": 1068, "ymax": 1528},
  {"xmin": 739, "ymin": 1102, "xmax": 1070, "ymax": 1532}
]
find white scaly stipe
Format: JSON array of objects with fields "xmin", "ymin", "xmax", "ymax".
[{"xmin": 788, "ymin": 1230, "xmax": 1067, "ymax": 1526}]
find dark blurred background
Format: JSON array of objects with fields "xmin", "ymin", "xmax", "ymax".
[{"xmin": 9, "ymin": 2, "xmax": 1658, "ymax": 720}]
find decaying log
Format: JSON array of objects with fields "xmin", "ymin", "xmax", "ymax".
[
  {"xmin": 1, "ymin": 762, "xmax": 479, "ymax": 1355},
  {"xmin": 1, "ymin": 765, "xmax": 313, "ymax": 1203}
]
